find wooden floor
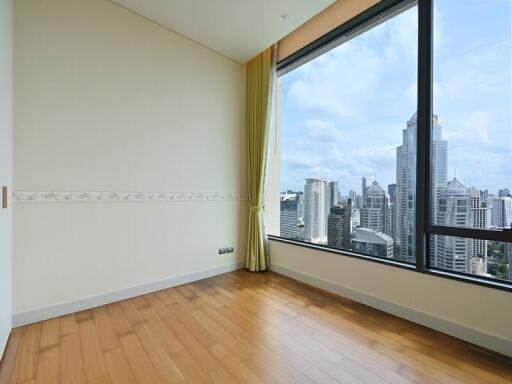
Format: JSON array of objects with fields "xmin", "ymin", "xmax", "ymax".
[{"xmin": 1, "ymin": 271, "xmax": 511, "ymax": 384}]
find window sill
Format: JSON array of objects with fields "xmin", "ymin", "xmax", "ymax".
[
  {"xmin": 268, "ymin": 235, "xmax": 512, "ymax": 293},
  {"xmin": 268, "ymin": 235, "xmax": 415, "ymax": 271}
]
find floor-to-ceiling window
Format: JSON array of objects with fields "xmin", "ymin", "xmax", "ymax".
[{"xmin": 269, "ymin": 0, "xmax": 512, "ymax": 288}]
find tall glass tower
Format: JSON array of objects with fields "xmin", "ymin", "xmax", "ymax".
[{"xmin": 396, "ymin": 113, "xmax": 447, "ymax": 263}]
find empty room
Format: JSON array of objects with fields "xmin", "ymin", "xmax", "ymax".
[{"xmin": 1, "ymin": 0, "xmax": 512, "ymax": 383}]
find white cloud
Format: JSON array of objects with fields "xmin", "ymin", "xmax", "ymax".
[
  {"xmin": 286, "ymin": 43, "xmax": 384, "ymax": 119},
  {"xmin": 443, "ymin": 111, "xmax": 491, "ymax": 144},
  {"xmin": 280, "ymin": 2, "xmax": 511, "ymax": 193},
  {"xmin": 283, "ymin": 7, "xmax": 419, "ymax": 122},
  {"xmin": 301, "ymin": 119, "xmax": 343, "ymax": 143}
]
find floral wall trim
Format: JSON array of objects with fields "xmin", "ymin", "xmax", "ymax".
[{"xmin": 13, "ymin": 191, "xmax": 248, "ymax": 203}]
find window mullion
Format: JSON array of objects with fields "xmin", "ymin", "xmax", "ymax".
[{"xmin": 416, "ymin": 0, "xmax": 433, "ymax": 273}]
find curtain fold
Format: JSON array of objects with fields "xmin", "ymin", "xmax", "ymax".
[{"xmin": 245, "ymin": 47, "xmax": 275, "ymax": 272}]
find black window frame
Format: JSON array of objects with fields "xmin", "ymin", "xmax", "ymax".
[{"xmin": 270, "ymin": 0, "xmax": 512, "ymax": 292}]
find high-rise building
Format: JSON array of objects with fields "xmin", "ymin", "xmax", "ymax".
[
  {"xmin": 362, "ymin": 177, "xmax": 367, "ymax": 200},
  {"xmin": 360, "ymin": 180, "xmax": 389, "ymax": 234},
  {"xmin": 304, "ymin": 178, "xmax": 329, "ymax": 244},
  {"xmin": 280, "ymin": 198, "xmax": 298, "ymax": 239},
  {"xmin": 387, "ymin": 184, "xmax": 398, "ymax": 255},
  {"xmin": 351, "ymin": 228, "xmax": 394, "ymax": 258},
  {"xmin": 431, "ymin": 116, "xmax": 448, "ymax": 193},
  {"xmin": 433, "ymin": 178, "xmax": 472, "ymax": 272},
  {"xmin": 469, "ymin": 187, "xmax": 489, "ymax": 260},
  {"xmin": 356, "ymin": 195, "xmax": 363, "ymax": 210},
  {"xmin": 480, "ymin": 189, "xmax": 489, "ymax": 204},
  {"xmin": 396, "ymin": 113, "xmax": 447, "ymax": 263},
  {"xmin": 296, "ymin": 192, "xmax": 304, "ymax": 219},
  {"xmin": 328, "ymin": 181, "xmax": 339, "ymax": 207},
  {"xmin": 348, "ymin": 190, "xmax": 358, "ymax": 209},
  {"xmin": 491, "ymin": 197, "xmax": 512, "ymax": 229},
  {"xmin": 387, "ymin": 184, "xmax": 397, "ymax": 202},
  {"xmin": 498, "ymin": 188, "xmax": 511, "ymax": 198},
  {"xmin": 327, "ymin": 204, "xmax": 351, "ymax": 250},
  {"xmin": 350, "ymin": 209, "xmax": 360, "ymax": 233}
]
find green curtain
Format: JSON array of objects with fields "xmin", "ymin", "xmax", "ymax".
[{"xmin": 246, "ymin": 47, "xmax": 274, "ymax": 272}]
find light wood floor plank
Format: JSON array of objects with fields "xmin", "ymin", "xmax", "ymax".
[
  {"xmin": 105, "ymin": 303, "xmax": 132, "ymax": 337},
  {"xmin": 91, "ymin": 307, "xmax": 120, "ymax": 352},
  {"xmin": 0, "ymin": 328, "xmax": 22, "ymax": 384},
  {"xmin": 119, "ymin": 300, "xmax": 143, "ymax": 326},
  {"xmin": 104, "ymin": 348, "xmax": 137, "ymax": 384},
  {"xmin": 1, "ymin": 270, "xmax": 511, "ymax": 384},
  {"xmin": 132, "ymin": 323, "xmax": 184, "ymax": 384},
  {"xmin": 34, "ymin": 346, "xmax": 60, "ymax": 384},
  {"xmin": 78, "ymin": 320, "xmax": 108, "ymax": 381},
  {"xmin": 39, "ymin": 319, "xmax": 60, "ymax": 351},
  {"xmin": 119, "ymin": 333, "xmax": 163, "ymax": 384},
  {"xmin": 12, "ymin": 322, "xmax": 42, "ymax": 383},
  {"xmin": 60, "ymin": 333, "xmax": 86, "ymax": 384},
  {"xmin": 59, "ymin": 314, "xmax": 78, "ymax": 336}
]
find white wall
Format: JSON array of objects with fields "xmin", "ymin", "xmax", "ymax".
[
  {"xmin": 0, "ymin": 0, "xmax": 13, "ymax": 359},
  {"xmin": 270, "ymin": 240, "xmax": 512, "ymax": 356},
  {"xmin": 13, "ymin": 0, "xmax": 246, "ymax": 320}
]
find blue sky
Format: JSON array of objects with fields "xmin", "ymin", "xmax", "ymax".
[{"xmin": 279, "ymin": 0, "xmax": 512, "ymax": 196}]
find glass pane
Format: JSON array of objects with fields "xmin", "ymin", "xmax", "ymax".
[
  {"xmin": 278, "ymin": 5, "xmax": 418, "ymax": 263},
  {"xmin": 430, "ymin": 235, "xmax": 512, "ymax": 282},
  {"xmin": 432, "ymin": 0, "xmax": 512, "ymax": 232}
]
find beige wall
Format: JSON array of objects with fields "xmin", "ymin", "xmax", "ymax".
[
  {"xmin": 0, "ymin": 0, "xmax": 13, "ymax": 359},
  {"xmin": 278, "ymin": 0, "xmax": 380, "ymax": 61},
  {"xmin": 13, "ymin": 0, "xmax": 246, "ymax": 316}
]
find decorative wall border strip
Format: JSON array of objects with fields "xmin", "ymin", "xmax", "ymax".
[{"xmin": 12, "ymin": 191, "xmax": 247, "ymax": 203}]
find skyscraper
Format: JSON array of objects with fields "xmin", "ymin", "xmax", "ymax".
[
  {"xmin": 491, "ymin": 197, "xmax": 512, "ymax": 229},
  {"xmin": 387, "ymin": 184, "xmax": 397, "ymax": 203},
  {"xmin": 396, "ymin": 113, "xmax": 447, "ymax": 263},
  {"xmin": 328, "ymin": 181, "xmax": 339, "ymax": 207},
  {"xmin": 296, "ymin": 191, "xmax": 304, "ymax": 219},
  {"xmin": 327, "ymin": 204, "xmax": 351, "ymax": 250},
  {"xmin": 433, "ymin": 178, "xmax": 472, "ymax": 272},
  {"xmin": 498, "ymin": 188, "xmax": 511, "ymax": 198},
  {"xmin": 348, "ymin": 190, "xmax": 358, "ymax": 209},
  {"xmin": 280, "ymin": 197, "xmax": 298, "ymax": 239},
  {"xmin": 388, "ymin": 183, "xmax": 398, "ymax": 255},
  {"xmin": 360, "ymin": 180, "xmax": 389, "ymax": 234},
  {"xmin": 480, "ymin": 189, "xmax": 489, "ymax": 204},
  {"xmin": 469, "ymin": 187, "xmax": 489, "ymax": 259},
  {"xmin": 431, "ymin": 115, "xmax": 448, "ymax": 195},
  {"xmin": 304, "ymin": 178, "xmax": 329, "ymax": 244}
]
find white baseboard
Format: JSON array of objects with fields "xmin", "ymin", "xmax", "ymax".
[
  {"xmin": 13, "ymin": 261, "xmax": 245, "ymax": 327},
  {"xmin": 270, "ymin": 264, "xmax": 512, "ymax": 358}
]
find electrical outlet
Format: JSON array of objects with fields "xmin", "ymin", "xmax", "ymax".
[
  {"xmin": 226, "ymin": 246, "xmax": 234, "ymax": 253},
  {"xmin": 218, "ymin": 248, "xmax": 227, "ymax": 254}
]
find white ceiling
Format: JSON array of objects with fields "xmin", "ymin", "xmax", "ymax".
[{"xmin": 111, "ymin": 0, "xmax": 335, "ymax": 63}]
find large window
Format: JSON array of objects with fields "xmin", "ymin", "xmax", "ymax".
[
  {"xmin": 271, "ymin": 0, "xmax": 512, "ymax": 289},
  {"xmin": 277, "ymin": 3, "xmax": 418, "ymax": 263},
  {"xmin": 427, "ymin": 0, "xmax": 512, "ymax": 283}
]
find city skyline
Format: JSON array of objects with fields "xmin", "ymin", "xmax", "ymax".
[
  {"xmin": 279, "ymin": 1, "xmax": 511, "ymax": 195},
  {"xmin": 279, "ymin": 111, "xmax": 512, "ymax": 280}
]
